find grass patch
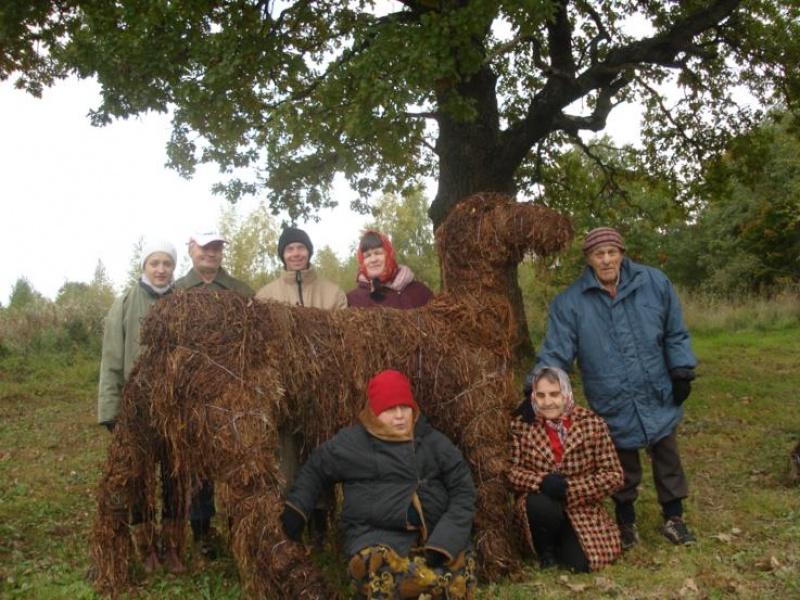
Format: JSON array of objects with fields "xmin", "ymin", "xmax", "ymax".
[{"xmin": 1, "ymin": 329, "xmax": 799, "ymax": 598}]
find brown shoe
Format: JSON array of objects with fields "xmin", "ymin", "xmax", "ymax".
[
  {"xmin": 132, "ymin": 524, "xmax": 161, "ymax": 574},
  {"xmin": 161, "ymin": 520, "xmax": 187, "ymax": 574}
]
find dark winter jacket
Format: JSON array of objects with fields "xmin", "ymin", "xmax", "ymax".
[
  {"xmin": 534, "ymin": 258, "xmax": 697, "ymax": 449},
  {"xmin": 285, "ymin": 410, "xmax": 476, "ymax": 560},
  {"xmin": 346, "ymin": 280, "xmax": 433, "ymax": 309}
]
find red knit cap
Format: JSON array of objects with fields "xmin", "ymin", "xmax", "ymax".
[
  {"xmin": 582, "ymin": 227, "xmax": 626, "ymax": 254},
  {"xmin": 367, "ymin": 370, "xmax": 418, "ymax": 416}
]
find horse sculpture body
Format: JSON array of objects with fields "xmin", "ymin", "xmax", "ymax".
[{"xmin": 91, "ymin": 193, "xmax": 572, "ymax": 598}]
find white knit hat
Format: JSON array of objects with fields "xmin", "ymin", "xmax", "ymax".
[{"xmin": 141, "ymin": 238, "xmax": 177, "ymax": 269}]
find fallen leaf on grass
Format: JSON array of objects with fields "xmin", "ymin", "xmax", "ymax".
[
  {"xmin": 713, "ymin": 533, "xmax": 733, "ymax": 543},
  {"xmin": 593, "ymin": 576, "xmax": 616, "ymax": 592},
  {"xmin": 755, "ymin": 556, "xmax": 781, "ymax": 571},
  {"xmin": 679, "ymin": 577, "xmax": 700, "ymax": 596}
]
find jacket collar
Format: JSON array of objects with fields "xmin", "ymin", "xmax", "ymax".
[
  {"xmin": 358, "ymin": 407, "xmax": 425, "ymax": 442},
  {"xmin": 578, "ymin": 257, "xmax": 645, "ymax": 302},
  {"xmin": 279, "ymin": 267, "xmax": 317, "ymax": 284},
  {"xmin": 138, "ymin": 278, "xmax": 172, "ymax": 299},
  {"xmin": 183, "ymin": 267, "xmax": 238, "ymax": 289},
  {"xmin": 516, "ymin": 406, "xmax": 593, "ymax": 464}
]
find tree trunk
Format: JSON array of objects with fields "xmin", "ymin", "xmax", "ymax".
[{"xmin": 430, "ymin": 65, "xmax": 534, "ymax": 364}]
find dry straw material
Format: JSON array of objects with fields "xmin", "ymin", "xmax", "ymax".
[{"xmin": 90, "ymin": 192, "xmax": 572, "ymax": 598}]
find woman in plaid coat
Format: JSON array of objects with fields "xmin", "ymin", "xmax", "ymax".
[{"xmin": 508, "ymin": 367, "xmax": 624, "ymax": 572}]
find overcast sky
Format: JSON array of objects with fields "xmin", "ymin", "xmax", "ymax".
[{"xmin": 1, "ymin": 75, "xmax": 643, "ymax": 304}]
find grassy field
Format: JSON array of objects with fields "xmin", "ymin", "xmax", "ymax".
[{"xmin": 1, "ymin": 326, "xmax": 799, "ymax": 599}]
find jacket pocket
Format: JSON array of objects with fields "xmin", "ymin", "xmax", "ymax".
[{"xmin": 583, "ymin": 376, "xmax": 627, "ymax": 417}]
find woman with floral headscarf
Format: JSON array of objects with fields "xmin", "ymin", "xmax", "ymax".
[
  {"xmin": 346, "ymin": 230, "xmax": 433, "ymax": 309},
  {"xmin": 508, "ymin": 367, "xmax": 624, "ymax": 572}
]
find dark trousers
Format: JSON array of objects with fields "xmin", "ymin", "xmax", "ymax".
[
  {"xmin": 525, "ymin": 493, "xmax": 589, "ymax": 573},
  {"xmin": 131, "ymin": 445, "xmax": 180, "ymax": 525},
  {"xmin": 190, "ymin": 480, "xmax": 216, "ymax": 524},
  {"xmin": 613, "ymin": 428, "xmax": 689, "ymax": 522}
]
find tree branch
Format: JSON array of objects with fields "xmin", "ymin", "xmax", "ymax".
[
  {"xmin": 499, "ymin": 0, "xmax": 742, "ymax": 170},
  {"xmin": 553, "ymin": 73, "xmax": 630, "ymax": 134},
  {"xmin": 547, "ymin": 0, "xmax": 576, "ymax": 78}
]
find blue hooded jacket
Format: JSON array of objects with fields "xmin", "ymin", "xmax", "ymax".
[{"xmin": 533, "ymin": 258, "xmax": 696, "ymax": 449}]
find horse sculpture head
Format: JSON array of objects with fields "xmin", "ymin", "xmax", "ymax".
[{"xmin": 435, "ymin": 192, "xmax": 573, "ymax": 296}]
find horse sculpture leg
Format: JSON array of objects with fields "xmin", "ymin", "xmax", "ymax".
[{"xmin": 90, "ymin": 420, "xmax": 158, "ymax": 593}]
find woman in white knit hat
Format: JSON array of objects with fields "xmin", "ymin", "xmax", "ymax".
[{"xmin": 97, "ymin": 238, "xmax": 187, "ymax": 574}]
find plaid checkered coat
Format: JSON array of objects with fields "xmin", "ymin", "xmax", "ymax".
[{"xmin": 508, "ymin": 405, "xmax": 624, "ymax": 570}]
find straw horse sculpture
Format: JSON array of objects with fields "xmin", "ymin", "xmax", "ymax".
[{"xmin": 91, "ymin": 192, "xmax": 572, "ymax": 598}]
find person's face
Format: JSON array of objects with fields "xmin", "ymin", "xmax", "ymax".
[
  {"xmin": 533, "ymin": 377, "xmax": 566, "ymax": 420},
  {"xmin": 283, "ymin": 242, "xmax": 310, "ymax": 271},
  {"xmin": 189, "ymin": 241, "xmax": 224, "ymax": 274},
  {"xmin": 363, "ymin": 247, "xmax": 386, "ymax": 279},
  {"xmin": 143, "ymin": 252, "xmax": 175, "ymax": 287},
  {"xmin": 376, "ymin": 404, "xmax": 414, "ymax": 434},
  {"xmin": 586, "ymin": 244, "xmax": 623, "ymax": 287}
]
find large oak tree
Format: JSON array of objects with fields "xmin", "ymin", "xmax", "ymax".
[{"xmin": 3, "ymin": 0, "xmax": 798, "ymax": 356}]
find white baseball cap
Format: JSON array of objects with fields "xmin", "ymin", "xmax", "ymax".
[{"xmin": 189, "ymin": 231, "xmax": 227, "ymax": 247}]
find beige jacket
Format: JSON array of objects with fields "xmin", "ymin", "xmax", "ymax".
[{"xmin": 255, "ymin": 268, "xmax": 346, "ymax": 309}]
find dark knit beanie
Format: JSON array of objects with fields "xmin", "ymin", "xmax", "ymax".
[
  {"xmin": 277, "ymin": 227, "xmax": 314, "ymax": 266},
  {"xmin": 582, "ymin": 227, "xmax": 626, "ymax": 254},
  {"xmin": 367, "ymin": 370, "xmax": 418, "ymax": 417}
]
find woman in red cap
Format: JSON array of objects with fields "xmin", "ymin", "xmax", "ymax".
[
  {"xmin": 346, "ymin": 230, "xmax": 434, "ymax": 309},
  {"xmin": 281, "ymin": 369, "xmax": 477, "ymax": 599}
]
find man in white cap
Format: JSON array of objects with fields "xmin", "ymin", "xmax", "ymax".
[
  {"xmin": 530, "ymin": 227, "xmax": 698, "ymax": 550},
  {"xmin": 174, "ymin": 232, "xmax": 253, "ymax": 296},
  {"xmin": 175, "ymin": 232, "xmax": 253, "ymax": 558}
]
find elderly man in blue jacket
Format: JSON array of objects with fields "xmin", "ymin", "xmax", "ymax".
[{"xmin": 531, "ymin": 227, "xmax": 697, "ymax": 549}]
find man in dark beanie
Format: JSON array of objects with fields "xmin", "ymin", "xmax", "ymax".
[
  {"xmin": 529, "ymin": 226, "xmax": 698, "ymax": 550},
  {"xmin": 255, "ymin": 226, "xmax": 346, "ymax": 546},
  {"xmin": 256, "ymin": 226, "xmax": 346, "ymax": 309},
  {"xmin": 281, "ymin": 370, "xmax": 477, "ymax": 599}
]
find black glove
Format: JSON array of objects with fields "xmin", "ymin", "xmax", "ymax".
[
  {"xmin": 102, "ymin": 421, "xmax": 116, "ymax": 433},
  {"xmin": 670, "ymin": 368, "xmax": 695, "ymax": 406},
  {"xmin": 514, "ymin": 398, "xmax": 536, "ymax": 424},
  {"xmin": 424, "ymin": 549, "xmax": 449, "ymax": 569},
  {"xmin": 539, "ymin": 472, "xmax": 568, "ymax": 501},
  {"xmin": 280, "ymin": 506, "xmax": 306, "ymax": 541}
]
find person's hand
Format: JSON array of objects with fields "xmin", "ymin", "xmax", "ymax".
[
  {"xmin": 424, "ymin": 549, "xmax": 449, "ymax": 569},
  {"xmin": 280, "ymin": 506, "xmax": 305, "ymax": 541},
  {"xmin": 670, "ymin": 368, "xmax": 695, "ymax": 406},
  {"xmin": 102, "ymin": 421, "xmax": 116, "ymax": 433},
  {"xmin": 539, "ymin": 472, "xmax": 568, "ymax": 501}
]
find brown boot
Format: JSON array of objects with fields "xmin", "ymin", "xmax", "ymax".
[
  {"xmin": 161, "ymin": 520, "xmax": 187, "ymax": 574},
  {"xmin": 132, "ymin": 523, "xmax": 161, "ymax": 574}
]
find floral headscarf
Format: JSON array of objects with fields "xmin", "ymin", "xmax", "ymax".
[{"xmin": 531, "ymin": 366, "xmax": 576, "ymax": 444}]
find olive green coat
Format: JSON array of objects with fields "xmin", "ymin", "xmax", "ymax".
[
  {"xmin": 97, "ymin": 282, "xmax": 162, "ymax": 425},
  {"xmin": 174, "ymin": 267, "xmax": 254, "ymax": 296}
]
